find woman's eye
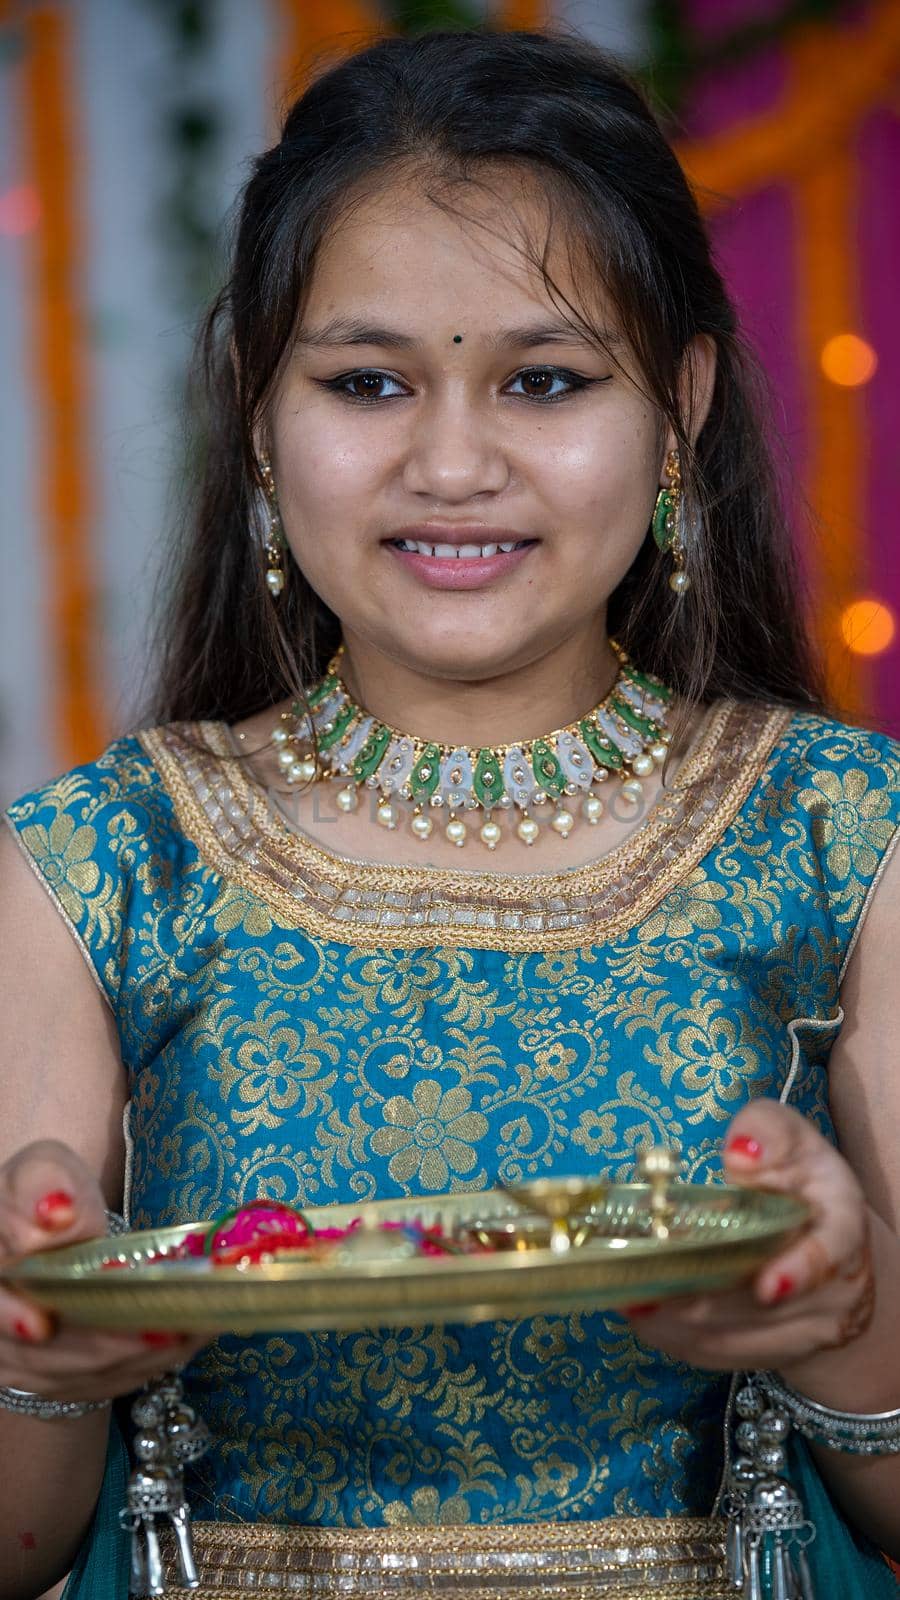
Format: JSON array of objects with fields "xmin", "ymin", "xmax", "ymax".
[
  {"xmin": 507, "ymin": 368, "xmax": 593, "ymax": 401},
  {"xmin": 324, "ymin": 371, "xmax": 406, "ymax": 402}
]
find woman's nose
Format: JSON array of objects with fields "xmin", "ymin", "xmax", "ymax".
[{"xmin": 401, "ymin": 392, "xmax": 510, "ymax": 500}]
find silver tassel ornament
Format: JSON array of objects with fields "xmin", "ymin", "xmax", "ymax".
[
  {"xmin": 724, "ymin": 1379, "xmax": 817, "ymax": 1598},
  {"xmin": 120, "ymin": 1373, "xmax": 210, "ymax": 1595}
]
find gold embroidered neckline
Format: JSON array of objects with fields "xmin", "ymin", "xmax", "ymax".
[{"xmin": 138, "ymin": 699, "xmax": 793, "ymax": 950}]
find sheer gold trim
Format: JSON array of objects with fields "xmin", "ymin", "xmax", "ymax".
[
  {"xmin": 138, "ymin": 700, "xmax": 792, "ymax": 951},
  {"xmin": 160, "ymin": 1516, "xmax": 730, "ymax": 1598}
]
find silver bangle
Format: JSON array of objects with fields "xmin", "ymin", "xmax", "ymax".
[
  {"xmin": 0, "ymin": 1206, "xmax": 126, "ymax": 1421},
  {"xmin": 758, "ymin": 1371, "xmax": 900, "ymax": 1454},
  {"xmin": 0, "ymin": 1387, "xmax": 111, "ymax": 1421}
]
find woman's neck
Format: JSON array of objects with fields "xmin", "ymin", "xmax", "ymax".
[{"xmin": 334, "ymin": 632, "xmax": 622, "ymax": 749}]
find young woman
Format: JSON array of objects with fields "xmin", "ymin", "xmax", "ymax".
[{"xmin": 1, "ymin": 27, "xmax": 898, "ymax": 1600}]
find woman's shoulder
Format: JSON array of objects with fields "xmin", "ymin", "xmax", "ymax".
[
  {"xmin": 2, "ymin": 724, "xmax": 200, "ymax": 851},
  {"xmin": 2, "ymin": 721, "xmax": 223, "ymax": 1010},
  {"xmin": 3, "ymin": 719, "xmax": 230, "ymax": 828},
  {"xmin": 2, "ymin": 719, "xmax": 228, "ymax": 903}
]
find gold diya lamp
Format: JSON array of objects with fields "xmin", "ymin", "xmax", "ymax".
[
  {"xmin": 636, "ymin": 1143, "xmax": 683, "ymax": 1239},
  {"xmin": 496, "ymin": 1175, "xmax": 610, "ymax": 1253}
]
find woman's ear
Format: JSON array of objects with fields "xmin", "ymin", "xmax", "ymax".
[{"xmin": 661, "ymin": 334, "xmax": 717, "ymax": 475}]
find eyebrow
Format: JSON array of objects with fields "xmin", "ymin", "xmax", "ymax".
[{"xmin": 294, "ymin": 316, "xmax": 620, "ymax": 351}]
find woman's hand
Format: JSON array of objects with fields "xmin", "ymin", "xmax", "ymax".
[
  {"xmin": 623, "ymin": 1099, "xmax": 874, "ymax": 1373},
  {"xmin": 0, "ymin": 1139, "xmax": 207, "ymax": 1402}
]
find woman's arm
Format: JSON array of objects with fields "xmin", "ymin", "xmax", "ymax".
[
  {"xmin": 773, "ymin": 835, "xmax": 900, "ymax": 1550},
  {"xmin": 621, "ymin": 840, "xmax": 900, "ymax": 1559},
  {"xmin": 0, "ymin": 825, "xmax": 126, "ymax": 1598},
  {"xmin": 0, "ymin": 825, "xmax": 203, "ymax": 1600}
]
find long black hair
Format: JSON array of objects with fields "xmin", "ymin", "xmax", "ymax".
[{"xmin": 144, "ymin": 26, "xmax": 828, "ymax": 737}]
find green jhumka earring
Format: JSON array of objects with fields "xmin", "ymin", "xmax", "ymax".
[{"xmin": 652, "ymin": 447, "xmax": 691, "ymax": 594}]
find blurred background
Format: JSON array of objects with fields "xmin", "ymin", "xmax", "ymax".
[{"xmin": 1, "ymin": 0, "xmax": 899, "ymax": 805}]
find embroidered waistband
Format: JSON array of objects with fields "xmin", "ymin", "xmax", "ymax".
[{"xmin": 160, "ymin": 1516, "xmax": 730, "ymax": 1598}]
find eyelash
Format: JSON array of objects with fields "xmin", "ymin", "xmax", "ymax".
[{"xmin": 316, "ymin": 366, "xmax": 604, "ymax": 406}]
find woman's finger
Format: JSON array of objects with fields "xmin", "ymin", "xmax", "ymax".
[
  {"xmin": 721, "ymin": 1098, "xmax": 867, "ymax": 1303},
  {"xmin": 0, "ymin": 1139, "xmax": 108, "ymax": 1261}
]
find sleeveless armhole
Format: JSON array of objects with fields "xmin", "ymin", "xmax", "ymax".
[{"xmin": 767, "ymin": 714, "xmax": 900, "ymax": 1106}]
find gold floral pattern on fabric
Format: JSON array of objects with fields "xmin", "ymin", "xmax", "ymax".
[
  {"xmin": 798, "ymin": 765, "xmax": 896, "ymax": 882},
  {"xmin": 5, "ymin": 707, "xmax": 900, "ymax": 1543},
  {"xmin": 136, "ymin": 700, "xmax": 792, "ymax": 951}
]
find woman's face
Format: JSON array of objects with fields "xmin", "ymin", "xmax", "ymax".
[{"xmin": 266, "ymin": 172, "xmax": 699, "ymax": 687}]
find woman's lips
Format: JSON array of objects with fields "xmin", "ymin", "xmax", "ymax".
[{"xmin": 384, "ymin": 541, "xmax": 537, "ymax": 590}]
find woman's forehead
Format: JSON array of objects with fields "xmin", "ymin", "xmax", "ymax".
[{"xmin": 301, "ymin": 178, "xmax": 617, "ymax": 345}]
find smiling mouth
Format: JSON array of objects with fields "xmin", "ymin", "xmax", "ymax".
[{"xmin": 389, "ymin": 539, "xmax": 536, "ymax": 559}]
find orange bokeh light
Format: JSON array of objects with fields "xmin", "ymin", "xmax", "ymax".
[
  {"xmin": 820, "ymin": 333, "xmax": 878, "ymax": 387},
  {"xmin": 840, "ymin": 599, "xmax": 896, "ymax": 656}
]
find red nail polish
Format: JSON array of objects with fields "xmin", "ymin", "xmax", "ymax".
[
  {"xmin": 35, "ymin": 1190, "xmax": 74, "ymax": 1225},
  {"xmin": 770, "ymin": 1274, "xmax": 795, "ymax": 1303},
  {"xmin": 141, "ymin": 1331, "xmax": 180, "ymax": 1347},
  {"xmin": 12, "ymin": 1319, "xmax": 35, "ymax": 1342},
  {"xmin": 624, "ymin": 1302, "xmax": 660, "ymax": 1317},
  {"xmin": 726, "ymin": 1134, "xmax": 762, "ymax": 1160}
]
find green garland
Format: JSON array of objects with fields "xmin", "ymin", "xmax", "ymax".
[{"xmin": 644, "ymin": 0, "xmax": 847, "ymax": 115}]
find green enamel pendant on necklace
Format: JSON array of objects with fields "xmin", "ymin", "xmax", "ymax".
[{"xmin": 269, "ymin": 640, "xmax": 674, "ymax": 851}]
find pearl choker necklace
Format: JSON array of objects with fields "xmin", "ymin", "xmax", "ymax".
[{"xmin": 269, "ymin": 641, "xmax": 674, "ymax": 850}]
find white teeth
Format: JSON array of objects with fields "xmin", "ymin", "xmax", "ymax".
[{"xmin": 395, "ymin": 538, "xmax": 527, "ymax": 558}]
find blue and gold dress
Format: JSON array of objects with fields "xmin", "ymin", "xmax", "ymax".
[{"xmin": 5, "ymin": 695, "xmax": 900, "ymax": 1597}]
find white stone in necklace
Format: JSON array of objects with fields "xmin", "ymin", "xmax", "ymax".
[{"xmin": 267, "ymin": 641, "xmax": 673, "ymax": 851}]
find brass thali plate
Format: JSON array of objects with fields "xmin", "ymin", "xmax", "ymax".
[{"xmin": 3, "ymin": 1183, "xmax": 810, "ymax": 1334}]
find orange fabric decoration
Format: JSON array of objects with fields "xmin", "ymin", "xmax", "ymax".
[
  {"xmin": 494, "ymin": 0, "xmax": 548, "ymax": 26},
  {"xmin": 21, "ymin": 4, "xmax": 105, "ymax": 767},
  {"xmin": 275, "ymin": 0, "xmax": 387, "ymax": 104},
  {"xmin": 676, "ymin": 0, "xmax": 900, "ymax": 206},
  {"xmin": 789, "ymin": 39, "xmax": 870, "ymax": 720}
]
